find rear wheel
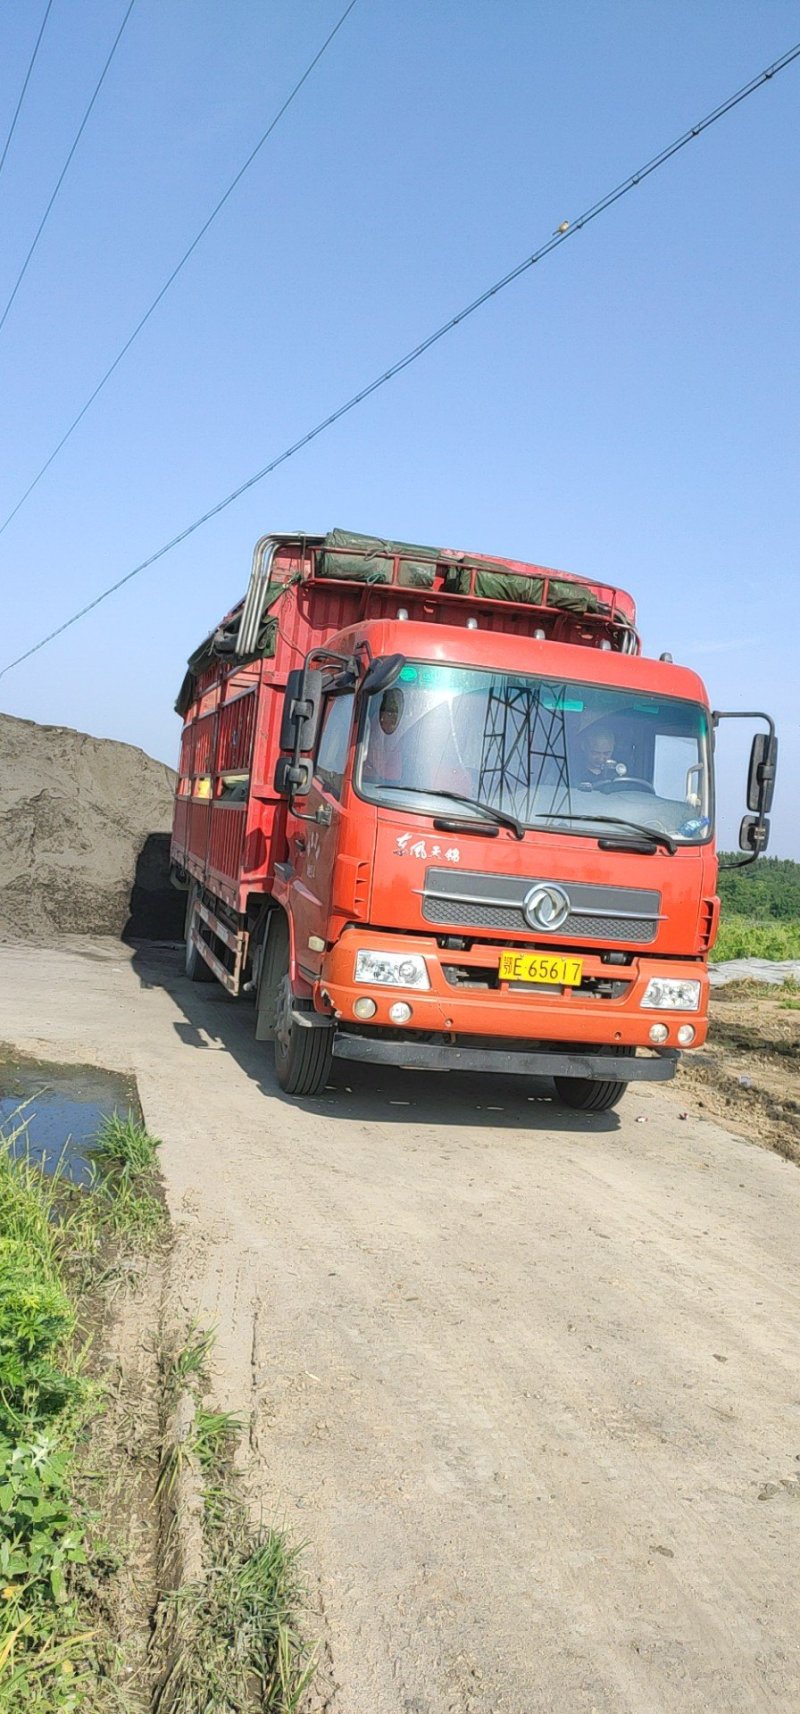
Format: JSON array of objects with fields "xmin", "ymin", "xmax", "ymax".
[
  {"xmin": 262, "ymin": 911, "xmax": 333, "ymax": 1096},
  {"xmin": 553, "ymin": 1047, "xmax": 634, "ymax": 1113},
  {"xmin": 184, "ymin": 888, "xmax": 215, "ymax": 982}
]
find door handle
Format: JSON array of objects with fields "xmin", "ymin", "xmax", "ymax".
[{"xmin": 295, "ymin": 835, "xmax": 307, "ymax": 854}]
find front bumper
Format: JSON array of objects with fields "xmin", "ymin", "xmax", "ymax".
[
  {"xmin": 317, "ymin": 927, "xmax": 709, "ymax": 1052},
  {"xmin": 332, "ymin": 1033, "xmax": 677, "ymax": 1082}
]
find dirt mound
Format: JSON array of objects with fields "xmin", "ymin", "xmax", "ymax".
[
  {"xmin": 0, "ymin": 713, "xmax": 183, "ymax": 939},
  {"xmin": 678, "ymin": 983, "xmax": 800, "ymax": 1166}
]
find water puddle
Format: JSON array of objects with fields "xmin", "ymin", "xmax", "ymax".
[{"xmin": 0, "ymin": 1050, "xmax": 139, "ymax": 1186}]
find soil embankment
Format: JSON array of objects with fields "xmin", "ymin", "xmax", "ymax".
[
  {"xmin": 678, "ymin": 982, "xmax": 800, "ymax": 1164},
  {"xmin": 0, "ymin": 713, "xmax": 182, "ymax": 939}
]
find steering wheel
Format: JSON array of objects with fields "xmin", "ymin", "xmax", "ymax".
[{"xmin": 593, "ymin": 776, "xmax": 656, "ymax": 794}]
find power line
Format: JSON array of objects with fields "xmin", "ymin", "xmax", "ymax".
[
  {"xmin": 0, "ymin": 0, "xmax": 362, "ymax": 540},
  {"xmin": 0, "ymin": 0, "xmax": 136, "ymax": 336},
  {"xmin": 0, "ymin": 0, "xmax": 57, "ymax": 184},
  {"xmin": 1, "ymin": 39, "xmax": 798, "ymax": 684}
]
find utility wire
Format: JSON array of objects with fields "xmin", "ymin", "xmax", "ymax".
[
  {"xmin": 0, "ymin": 0, "xmax": 136, "ymax": 336},
  {"xmin": 0, "ymin": 0, "xmax": 361, "ymax": 540},
  {"xmin": 0, "ymin": 0, "xmax": 57, "ymax": 183},
  {"xmin": 2, "ymin": 40, "xmax": 798, "ymax": 683}
]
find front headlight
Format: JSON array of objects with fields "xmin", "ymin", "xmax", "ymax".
[
  {"xmin": 641, "ymin": 978, "xmax": 701, "ymax": 1011},
  {"xmin": 354, "ymin": 950, "xmax": 430, "ymax": 989}
]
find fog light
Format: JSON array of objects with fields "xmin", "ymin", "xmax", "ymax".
[
  {"xmin": 353, "ymin": 996, "xmax": 377, "ymax": 1020},
  {"xmin": 389, "ymin": 1001, "xmax": 412, "ymax": 1024},
  {"xmin": 677, "ymin": 1023, "xmax": 696, "ymax": 1046},
  {"xmin": 649, "ymin": 1023, "xmax": 669, "ymax": 1044}
]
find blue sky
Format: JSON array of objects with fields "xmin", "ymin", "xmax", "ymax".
[{"xmin": 1, "ymin": 0, "xmax": 798, "ymax": 853}]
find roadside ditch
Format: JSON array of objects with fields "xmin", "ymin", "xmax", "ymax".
[{"xmin": 0, "ymin": 1050, "xmax": 314, "ymax": 1713}]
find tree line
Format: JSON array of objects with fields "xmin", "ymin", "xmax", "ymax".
[{"xmin": 717, "ymin": 856, "xmax": 800, "ymax": 921}]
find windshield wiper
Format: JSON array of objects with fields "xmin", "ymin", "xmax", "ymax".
[
  {"xmin": 536, "ymin": 812, "xmax": 676, "ymax": 855},
  {"xmin": 386, "ymin": 786, "xmax": 525, "ymax": 840}
]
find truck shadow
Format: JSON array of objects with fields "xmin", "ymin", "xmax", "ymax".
[
  {"xmin": 129, "ymin": 942, "xmax": 621, "ymax": 1134},
  {"xmin": 122, "ymin": 835, "xmax": 185, "ymax": 943}
]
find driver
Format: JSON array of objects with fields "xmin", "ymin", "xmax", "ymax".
[{"xmin": 578, "ymin": 724, "xmax": 627, "ymax": 787}]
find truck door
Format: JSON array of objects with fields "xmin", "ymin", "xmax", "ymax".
[{"xmin": 288, "ymin": 690, "xmax": 356, "ymax": 984}]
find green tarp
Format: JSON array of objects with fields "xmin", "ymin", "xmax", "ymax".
[
  {"xmin": 316, "ymin": 529, "xmax": 437, "ymax": 588},
  {"xmin": 175, "ymin": 529, "xmax": 608, "ymax": 716},
  {"xmin": 443, "ymin": 566, "xmax": 544, "ymax": 603},
  {"xmin": 443, "ymin": 565, "xmax": 600, "ymax": 612},
  {"xmin": 318, "ymin": 530, "xmax": 601, "ymax": 612}
]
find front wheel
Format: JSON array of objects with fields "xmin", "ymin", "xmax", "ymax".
[
  {"xmin": 553, "ymin": 1075, "xmax": 627, "ymax": 1112},
  {"xmin": 263, "ymin": 911, "xmax": 333, "ymax": 1096},
  {"xmin": 274, "ymin": 975, "xmax": 334, "ymax": 1096},
  {"xmin": 553, "ymin": 1046, "xmax": 634, "ymax": 1113}
]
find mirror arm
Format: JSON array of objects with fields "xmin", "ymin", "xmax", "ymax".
[
  {"xmin": 712, "ymin": 710, "xmax": 775, "ymax": 740},
  {"xmin": 291, "ymin": 802, "xmax": 325, "ymax": 824},
  {"xmin": 718, "ymin": 853, "xmax": 759, "ymax": 872},
  {"xmin": 713, "ymin": 711, "xmax": 777, "ymax": 857}
]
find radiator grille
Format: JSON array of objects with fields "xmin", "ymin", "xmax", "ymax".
[{"xmin": 422, "ymin": 868, "xmax": 661, "ymax": 945}]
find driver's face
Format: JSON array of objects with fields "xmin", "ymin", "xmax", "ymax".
[{"xmin": 586, "ymin": 732, "xmax": 614, "ymax": 769}]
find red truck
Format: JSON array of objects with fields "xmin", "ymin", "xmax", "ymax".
[{"xmin": 170, "ymin": 529, "xmax": 777, "ymax": 1108}]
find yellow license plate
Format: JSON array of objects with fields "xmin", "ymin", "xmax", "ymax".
[{"xmin": 498, "ymin": 952, "xmax": 584, "ymax": 986}]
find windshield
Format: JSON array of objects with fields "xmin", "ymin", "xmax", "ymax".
[{"xmin": 356, "ymin": 663, "xmax": 712, "ymax": 844}]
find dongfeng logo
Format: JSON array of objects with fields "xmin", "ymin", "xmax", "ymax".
[{"xmin": 523, "ymin": 882, "xmax": 571, "ymax": 931}]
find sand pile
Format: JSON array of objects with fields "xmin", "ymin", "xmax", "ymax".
[{"xmin": 0, "ymin": 713, "xmax": 183, "ymax": 939}]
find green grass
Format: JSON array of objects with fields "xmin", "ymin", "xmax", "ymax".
[
  {"xmin": 0, "ymin": 1109, "xmax": 165, "ymax": 1711},
  {"xmin": 154, "ymin": 1519, "xmax": 315, "ymax": 1714},
  {"xmin": 163, "ymin": 1325, "xmax": 215, "ymax": 1397},
  {"xmin": 59, "ymin": 1112, "xmax": 167, "ymax": 1256},
  {"xmin": 713, "ymin": 915, "xmax": 800, "ymax": 962},
  {"xmin": 86, "ymin": 1113, "xmax": 165, "ymax": 1248},
  {"xmin": 156, "ymin": 1329, "xmax": 315, "ymax": 1714},
  {"xmin": 89, "ymin": 1113, "xmax": 160, "ymax": 1179},
  {"xmin": 0, "ymin": 1131, "xmax": 93, "ymax": 1710},
  {"xmin": 191, "ymin": 1407, "xmax": 243, "ymax": 1473},
  {"xmin": 0, "ymin": 1116, "xmax": 312, "ymax": 1712}
]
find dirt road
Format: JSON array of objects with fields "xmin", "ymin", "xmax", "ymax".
[{"xmin": 1, "ymin": 939, "xmax": 798, "ymax": 1713}]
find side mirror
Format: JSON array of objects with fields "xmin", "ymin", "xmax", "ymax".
[
  {"xmin": 361, "ymin": 653, "xmax": 406, "ymax": 697},
  {"xmin": 274, "ymin": 756, "xmax": 312, "ymax": 798},
  {"xmin": 279, "ymin": 668, "xmax": 325, "ymax": 753},
  {"xmin": 739, "ymin": 814, "xmax": 770, "ymax": 855},
  {"xmin": 747, "ymin": 731, "xmax": 778, "ymax": 814}
]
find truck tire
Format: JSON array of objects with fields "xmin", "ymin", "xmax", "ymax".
[
  {"xmin": 184, "ymin": 889, "xmax": 215, "ymax": 982},
  {"xmin": 263, "ymin": 911, "xmax": 334, "ymax": 1096},
  {"xmin": 553, "ymin": 1047, "xmax": 634, "ymax": 1113}
]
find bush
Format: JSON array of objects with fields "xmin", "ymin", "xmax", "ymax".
[
  {"xmin": 713, "ymin": 915, "xmax": 800, "ymax": 962},
  {"xmin": 0, "ymin": 1239, "xmax": 76, "ymax": 1427},
  {"xmin": 0, "ymin": 1111, "xmax": 163, "ymax": 1708}
]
